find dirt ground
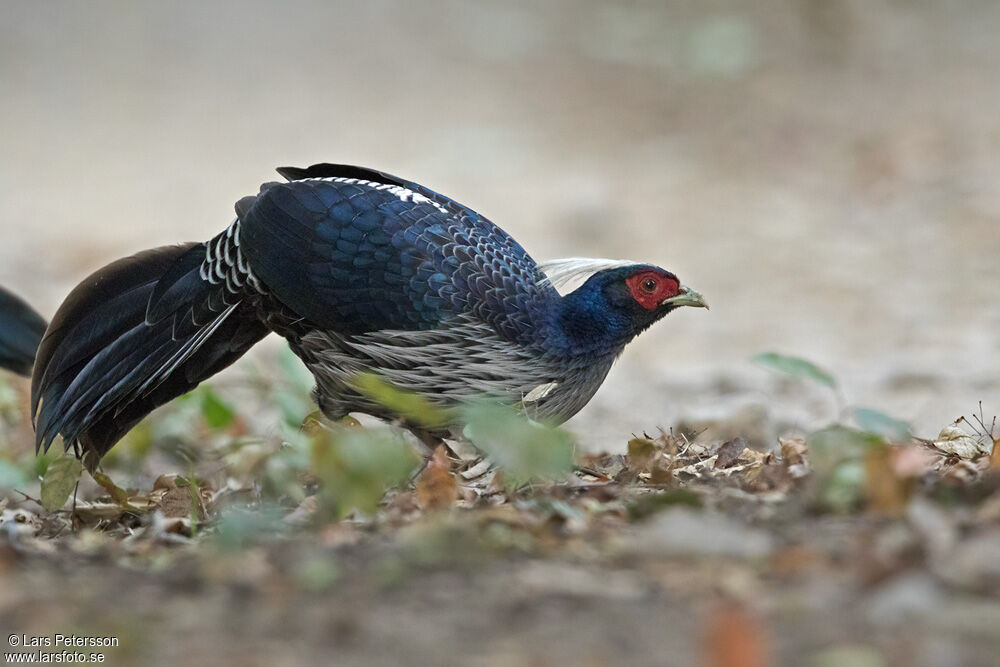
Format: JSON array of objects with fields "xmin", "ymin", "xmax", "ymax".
[
  {"xmin": 1, "ymin": 1, "xmax": 999, "ymax": 665},
  {"xmin": 2, "ymin": 416, "xmax": 999, "ymax": 667}
]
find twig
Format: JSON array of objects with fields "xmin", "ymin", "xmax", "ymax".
[
  {"xmin": 72, "ymin": 480, "xmax": 80, "ymax": 528},
  {"xmin": 573, "ymin": 465, "xmax": 610, "ymax": 481},
  {"xmin": 13, "ymin": 489, "xmax": 44, "ymax": 509}
]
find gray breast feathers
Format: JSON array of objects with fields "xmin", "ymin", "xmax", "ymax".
[{"xmin": 292, "ymin": 313, "xmax": 614, "ymax": 428}]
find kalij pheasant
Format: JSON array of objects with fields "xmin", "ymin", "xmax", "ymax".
[
  {"xmin": 31, "ymin": 164, "xmax": 708, "ymax": 467},
  {"xmin": 0, "ymin": 286, "xmax": 47, "ymax": 377}
]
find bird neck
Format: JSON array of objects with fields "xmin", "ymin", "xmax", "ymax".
[{"xmin": 547, "ymin": 286, "xmax": 637, "ymax": 360}]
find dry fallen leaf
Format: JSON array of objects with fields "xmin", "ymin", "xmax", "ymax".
[
  {"xmin": 715, "ymin": 438, "xmax": 747, "ymax": 469},
  {"xmin": 864, "ymin": 446, "xmax": 909, "ymax": 516},
  {"xmin": 416, "ymin": 446, "xmax": 458, "ymax": 510},
  {"xmin": 157, "ymin": 485, "xmax": 201, "ymax": 519},
  {"xmin": 932, "ymin": 425, "xmax": 991, "ymax": 459},
  {"xmin": 779, "ymin": 438, "xmax": 807, "ymax": 466},
  {"xmin": 93, "ymin": 471, "xmax": 133, "ymax": 508},
  {"xmin": 649, "ymin": 457, "xmax": 676, "ymax": 484},
  {"xmin": 628, "ymin": 438, "xmax": 656, "ymax": 472},
  {"xmin": 153, "ymin": 474, "xmax": 178, "ymax": 490}
]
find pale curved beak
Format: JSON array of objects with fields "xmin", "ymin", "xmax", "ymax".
[{"xmin": 661, "ymin": 285, "xmax": 709, "ymax": 310}]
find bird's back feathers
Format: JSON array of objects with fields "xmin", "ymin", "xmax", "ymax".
[{"xmin": 239, "ymin": 165, "xmax": 558, "ymax": 344}]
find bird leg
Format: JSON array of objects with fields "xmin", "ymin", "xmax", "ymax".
[
  {"xmin": 403, "ymin": 425, "xmax": 494, "ymax": 485},
  {"xmin": 402, "ymin": 423, "xmax": 468, "ymax": 460},
  {"xmin": 397, "ymin": 424, "xmax": 452, "ymax": 482},
  {"xmin": 408, "ymin": 426, "xmax": 446, "ymax": 457}
]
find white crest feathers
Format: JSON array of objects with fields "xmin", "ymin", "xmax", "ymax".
[{"xmin": 537, "ymin": 257, "xmax": 637, "ymax": 295}]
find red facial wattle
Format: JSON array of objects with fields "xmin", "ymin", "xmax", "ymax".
[{"xmin": 625, "ymin": 271, "xmax": 680, "ymax": 310}]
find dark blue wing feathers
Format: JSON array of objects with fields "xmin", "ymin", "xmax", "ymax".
[
  {"xmin": 146, "ymin": 243, "xmax": 210, "ymax": 324},
  {"xmin": 241, "ymin": 166, "xmax": 557, "ymax": 343}
]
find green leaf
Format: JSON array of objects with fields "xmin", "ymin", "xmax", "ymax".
[
  {"xmin": 819, "ymin": 460, "xmax": 866, "ymax": 514},
  {"xmin": 753, "ymin": 352, "xmax": 837, "ymax": 389},
  {"xmin": 352, "ymin": 373, "xmax": 453, "ymax": 429},
  {"xmin": 32, "ymin": 451, "xmax": 55, "ymax": 478},
  {"xmin": 92, "ymin": 471, "xmax": 133, "ymax": 508},
  {"xmin": 212, "ymin": 505, "xmax": 287, "ymax": 551},
  {"xmin": 853, "ymin": 408, "xmax": 911, "ymax": 443},
  {"xmin": 40, "ymin": 454, "xmax": 84, "ymax": 511},
  {"xmin": 310, "ymin": 428, "xmax": 420, "ymax": 519},
  {"xmin": 806, "ymin": 425, "xmax": 885, "ymax": 514},
  {"xmin": 461, "ymin": 401, "xmax": 574, "ymax": 489},
  {"xmin": 807, "ymin": 425, "xmax": 885, "ymax": 469},
  {"xmin": 199, "ymin": 387, "xmax": 236, "ymax": 430}
]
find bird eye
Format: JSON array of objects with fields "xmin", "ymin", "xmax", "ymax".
[{"xmin": 642, "ymin": 278, "xmax": 657, "ymax": 292}]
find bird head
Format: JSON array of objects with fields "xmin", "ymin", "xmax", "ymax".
[{"xmin": 544, "ymin": 260, "xmax": 708, "ymax": 358}]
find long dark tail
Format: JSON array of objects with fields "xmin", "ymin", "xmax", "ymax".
[
  {"xmin": 0, "ymin": 286, "xmax": 48, "ymax": 377},
  {"xmin": 31, "ymin": 244, "xmax": 269, "ymax": 469}
]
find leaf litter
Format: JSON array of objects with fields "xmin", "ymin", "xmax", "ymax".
[{"xmin": 1, "ymin": 363, "xmax": 999, "ymax": 666}]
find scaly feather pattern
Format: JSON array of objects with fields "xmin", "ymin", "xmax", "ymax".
[
  {"xmin": 241, "ymin": 166, "xmax": 558, "ymax": 344},
  {"xmin": 32, "ymin": 163, "xmax": 705, "ymax": 465}
]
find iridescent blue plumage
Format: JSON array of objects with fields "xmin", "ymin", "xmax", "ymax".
[
  {"xmin": 31, "ymin": 163, "xmax": 707, "ymax": 465},
  {"xmin": 240, "ymin": 168, "xmax": 558, "ymax": 344}
]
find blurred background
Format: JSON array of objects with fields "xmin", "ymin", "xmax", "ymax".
[{"xmin": 1, "ymin": 0, "xmax": 998, "ymax": 445}]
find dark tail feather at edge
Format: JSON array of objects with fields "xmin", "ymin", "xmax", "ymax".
[
  {"xmin": 0, "ymin": 286, "xmax": 48, "ymax": 377},
  {"xmin": 31, "ymin": 244, "xmax": 268, "ymax": 470}
]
